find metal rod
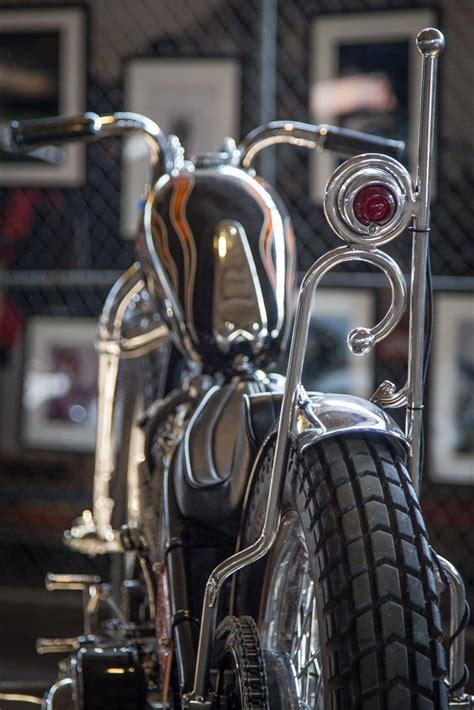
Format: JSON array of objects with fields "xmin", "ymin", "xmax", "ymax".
[
  {"xmin": 93, "ymin": 264, "xmax": 146, "ymax": 541},
  {"xmin": 406, "ymin": 29, "xmax": 445, "ymax": 493},
  {"xmin": 0, "ymin": 693, "xmax": 42, "ymax": 705},
  {"xmin": 437, "ymin": 556, "xmax": 467, "ymax": 696},
  {"xmin": 259, "ymin": 0, "xmax": 278, "ymax": 183}
]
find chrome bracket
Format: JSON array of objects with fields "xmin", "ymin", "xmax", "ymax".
[
  {"xmin": 436, "ymin": 556, "xmax": 469, "ymax": 698},
  {"xmin": 371, "ymin": 380, "xmax": 408, "ymax": 409}
]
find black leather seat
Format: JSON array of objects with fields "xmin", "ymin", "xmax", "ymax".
[{"xmin": 173, "ymin": 379, "xmax": 283, "ymax": 534}]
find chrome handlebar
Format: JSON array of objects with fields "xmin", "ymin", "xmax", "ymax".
[
  {"xmin": 238, "ymin": 120, "xmax": 404, "ymax": 168},
  {"xmin": 9, "ymin": 112, "xmax": 405, "ymax": 173},
  {"xmin": 10, "ymin": 111, "xmax": 173, "ymax": 181},
  {"xmin": 11, "ymin": 111, "xmax": 167, "ymax": 154}
]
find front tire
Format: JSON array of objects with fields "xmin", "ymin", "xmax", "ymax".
[{"xmin": 237, "ymin": 434, "xmax": 448, "ymax": 709}]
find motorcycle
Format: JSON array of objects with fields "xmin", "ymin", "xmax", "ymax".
[{"xmin": 2, "ymin": 26, "xmax": 470, "ymax": 710}]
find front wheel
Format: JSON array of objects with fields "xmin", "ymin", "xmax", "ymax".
[{"xmin": 237, "ymin": 434, "xmax": 448, "ymax": 709}]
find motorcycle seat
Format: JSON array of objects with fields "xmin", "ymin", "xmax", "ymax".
[{"xmin": 173, "ymin": 380, "xmax": 283, "ymax": 534}]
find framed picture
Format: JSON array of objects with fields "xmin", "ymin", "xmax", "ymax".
[
  {"xmin": 121, "ymin": 57, "xmax": 241, "ymax": 236},
  {"xmin": 278, "ymin": 288, "xmax": 374, "ymax": 398},
  {"xmin": 309, "ymin": 9, "xmax": 436, "ymax": 202},
  {"xmin": 21, "ymin": 317, "xmax": 97, "ymax": 452},
  {"xmin": 0, "ymin": 6, "xmax": 86, "ymax": 186},
  {"xmin": 430, "ymin": 294, "xmax": 474, "ymax": 483}
]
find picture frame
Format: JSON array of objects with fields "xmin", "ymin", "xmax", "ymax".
[
  {"xmin": 309, "ymin": 8, "xmax": 436, "ymax": 202},
  {"xmin": 21, "ymin": 317, "xmax": 97, "ymax": 452},
  {"xmin": 0, "ymin": 6, "xmax": 87, "ymax": 186},
  {"xmin": 121, "ymin": 56, "xmax": 241, "ymax": 236},
  {"xmin": 430, "ymin": 294, "xmax": 474, "ymax": 484},
  {"xmin": 278, "ymin": 288, "xmax": 374, "ymax": 399}
]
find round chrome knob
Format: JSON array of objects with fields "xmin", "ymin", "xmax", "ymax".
[
  {"xmin": 416, "ymin": 28, "xmax": 445, "ymax": 57},
  {"xmin": 348, "ymin": 327, "xmax": 375, "ymax": 355}
]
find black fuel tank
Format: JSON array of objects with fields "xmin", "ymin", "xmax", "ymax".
[{"xmin": 138, "ymin": 165, "xmax": 295, "ymax": 372}]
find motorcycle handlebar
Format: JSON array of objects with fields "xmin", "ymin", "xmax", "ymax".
[
  {"xmin": 10, "ymin": 112, "xmax": 172, "ymax": 174},
  {"xmin": 238, "ymin": 121, "xmax": 405, "ymax": 167},
  {"xmin": 9, "ymin": 113, "xmax": 405, "ymax": 173},
  {"xmin": 319, "ymin": 124, "xmax": 404, "ymax": 159},
  {"xmin": 11, "ymin": 113, "xmax": 100, "ymax": 147}
]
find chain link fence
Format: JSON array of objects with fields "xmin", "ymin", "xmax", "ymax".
[{"xmin": 0, "ymin": 0, "xmax": 473, "ymax": 630}]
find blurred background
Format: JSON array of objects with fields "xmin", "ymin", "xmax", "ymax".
[{"xmin": 0, "ymin": 0, "xmax": 472, "ymax": 697}]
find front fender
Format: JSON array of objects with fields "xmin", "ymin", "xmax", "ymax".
[{"xmin": 292, "ymin": 392, "xmax": 409, "ymax": 456}]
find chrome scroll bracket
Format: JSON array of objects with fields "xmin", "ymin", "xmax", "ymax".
[
  {"xmin": 371, "ymin": 380, "xmax": 408, "ymax": 409},
  {"xmin": 64, "ymin": 263, "xmax": 168, "ymax": 556},
  {"xmin": 187, "ymin": 243, "xmax": 407, "ymax": 703},
  {"xmin": 322, "ymin": 148, "xmax": 414, "ymax": 409}
]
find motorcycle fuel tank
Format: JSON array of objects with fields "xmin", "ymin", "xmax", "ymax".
[{"xmin": 138, "ymin": 165, "xmax": 295, "ymax": 373}]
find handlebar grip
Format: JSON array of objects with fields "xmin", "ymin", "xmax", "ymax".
[
  {"xmin": 321, "ymin": 125, "xmax": 405, "ymax": 159},
  {"xmin": 10, "ymin": 112, "xmax": 100, "ymax": 148}
]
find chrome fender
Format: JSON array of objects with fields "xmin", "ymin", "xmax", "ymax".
[{"xmin": 292, "ymin": 391, "xmax": 409, "ymax": 455}]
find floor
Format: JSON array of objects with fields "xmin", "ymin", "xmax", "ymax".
[
  {"xmin": 1, "ymin": 587, "xmax": 474, "ymax": 707},
  {"xmin": 0, "ymin": 587, "xmax": 83, "ymax": 709}
]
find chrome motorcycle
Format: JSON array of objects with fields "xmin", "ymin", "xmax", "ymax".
[{"xmin": 3, "ymin": 27, "xmax": 471, "ymax": 710}]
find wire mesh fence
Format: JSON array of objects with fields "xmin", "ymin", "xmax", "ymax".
[{"xmin": 0, "ymin": 0, "xmax": 473, "ymax": 622}]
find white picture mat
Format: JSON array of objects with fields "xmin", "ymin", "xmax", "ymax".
[
  {"xmin": 302, "ymin": 288, "xmax": 374, "ymax": 399},
  {"xmin": 0, "ymin": 7, "xmax": 86, "ymax": 186},
  {"xmin": 430, "ymin": 294, "xmax": 474, "ymax": 483},
  {"xmin": 21, "ymin": 317, "xmax": 97, "ymax": 451},
  {"xmin": 309, "ymin": 9, "xmax": 436, "ymax": 202},
  {"xmin": 121, "ymin": 58, "xmax": 240, "ymax": 236}
]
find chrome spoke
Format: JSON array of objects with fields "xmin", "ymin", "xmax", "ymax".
[
  {"xmin": 260, "ymin": 513, "xmax": 323, "ymax": 708},
  {"xmin": 297, "ymin": 647, "xmax": 321, "ymax": 678}
]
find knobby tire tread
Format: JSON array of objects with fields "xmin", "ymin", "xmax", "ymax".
[{"xmin": 242, "ymin": 434, "xmax": 448, "ymax": 709}]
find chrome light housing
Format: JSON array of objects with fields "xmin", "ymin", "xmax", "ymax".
[{"xmin": 324, "ymin": 154, "xmax": 416, "ymax": 247}]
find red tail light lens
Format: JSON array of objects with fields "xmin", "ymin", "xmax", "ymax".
[{"xmin": 353, "ymin": 184, "xmax": 397, "ymax": 226}]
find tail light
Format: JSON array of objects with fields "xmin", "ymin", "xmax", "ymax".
[
  {"xmin": 324, "ymin": 155, "xmax": 416, "ymax": 246},
  {"xmin": 353, "ymin": 184, "xmax": 397, "ymax": 226}
]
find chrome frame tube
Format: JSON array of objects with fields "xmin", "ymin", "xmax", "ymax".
[
  {"xmin": 65, "ymin": 264, "xmax": 168, "ymax": 549},
  {"xmin": 93, "ymin": 264, "xmax": 147, "ymax": 541},
  {"xmin": 405, "ymin": 30, "xmax": 444, "ymax": 493},
  {"xmin": 438, "ymin": 556, "xmax": 467, "ymax": 697},
  {"xmin": 188, "ymin": 245, "xmax": 406, "ymax": 701}
]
